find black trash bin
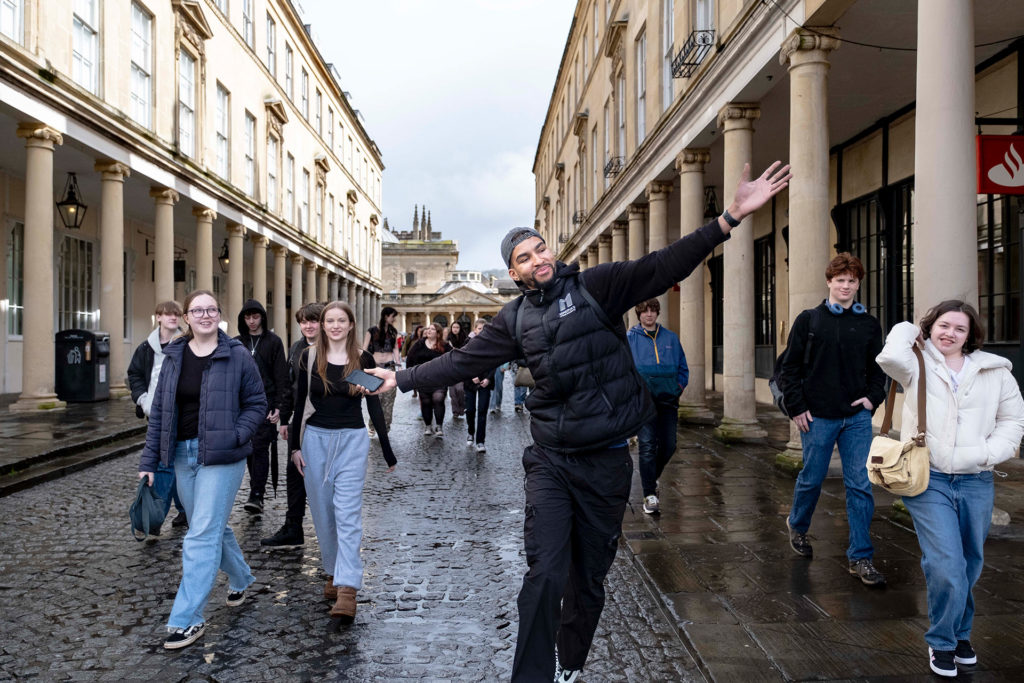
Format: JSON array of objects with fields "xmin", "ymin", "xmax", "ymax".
[{"xmin": 55, "ymin": 329, "xmax": 111, "ymax": 402}]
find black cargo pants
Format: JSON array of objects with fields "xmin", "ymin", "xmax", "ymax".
[{"xmin": 511, "ymin": 442, "xmax": 632, "ymax": 681}]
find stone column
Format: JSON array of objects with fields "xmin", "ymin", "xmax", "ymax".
[
  {"xmin": 914, "ymin": 2, "xmax": 977, "ymax": 310},
  {"xmin": 399, "ymin": 312, "xmax": 407, "ymax": 333},
  {"xmin": 12, "ymin": 124, "xmax": 64, "ymax": 412},
  {"xmin": 587, "ymin": 244, "xmax": 599, "ymax": 270},
  {"xmin": 305, "ymin": 261, "xmax": 318, "ymax": 310},
  {"xmin": 346, "ymin": 281, "xmax": 356, "ymax": 307},
  {"xmin": 273, "ymin": 246, "xmax": 288, "ymax": 342},
  {"xmin": 578, "ymin": 249, "xmax": 589, "ymax": 270},
  {"xmin": 627, "ymin": 206, "xmax": 648, "ymax": 325},
  {"xmin": 598, "ymin": 234, "xmax": 612, "ymax": 264},
  {"xmin": 329, "ymin": 274, "xmax": 339, "ymax": 301},
  {"xmin": 611, "ymin": 222, "xmax": 627, "ymax": 262},
  {"xmin": 192, "ymin": 207, "xmax": 216, "ymax": 293},
  {"xmin": 675, "ymin": 148, "xmax": 715, "ymax": 423},
  {"xmin": 318, "ymin": 267, "xmax": 329, "ymax": 304},
  {"xmin": 251, "ymin": 234, "xmax": 268, "ymax": 306},
  {"xmin": 646, "ymin": 181, "xmax": 673, "ymax": 314},
  {"xmin": 226, "ymin": 223, "xmax": 245, "ymax": 336},
  {"xmin": 150, "ymin": 187, "xmax": 179, "ymax": 305},
  {"xmin": 782, "ymin": 28, "xmax": 840, "ymax": 452},
  {"xmin": 291, "ymin": 255, "xmax": 304, "ymax": 342},
  {"xmin": 95, "ymin": 160, "xmax": 131, "ymax": 398},
  {"xmin": 714, "ymin": 104, "xmax": 766, "ymax": 442}
]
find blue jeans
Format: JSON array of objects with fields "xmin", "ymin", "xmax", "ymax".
[
  {"xmin": 902, "ymin": 471, "xmax": 993, "ymax": 651},
  {"xmin": 302, "ymin": 425, "xmax": 369, "ymax": 589},
  {"xmin": 168, "ymin": 439, "xmax": 254, "ymax": 630},
  {"xmin": 152, "ymin": 462, "xmax": 185, "ymax": 523},
  {"xmin": 514, "ymin": 385, "xmax": 529, "ymax": 406},
  {"xmin": 637, "ymin": 401, "xmax": 679, "ymax": 497},
  {"xmin": 490, "ymin": 369, "xmax": 505, "ymax": 409},
  {"xmin": 788, "ymin": 409, "xmax": 875, "ymax": 561}
]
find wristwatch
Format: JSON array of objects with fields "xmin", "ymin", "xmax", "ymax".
[{"xmin": 721, "ymin": 209, "xmax": 741, "ymax": 228}]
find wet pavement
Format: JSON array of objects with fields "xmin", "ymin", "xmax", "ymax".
[{"xmin": 3, "ymin": 384, "xmax": 1024, "ymax": 680}]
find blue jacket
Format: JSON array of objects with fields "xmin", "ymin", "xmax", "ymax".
[
  {"xmin": 139, "ymin": 331, "xmax": 267, "ymax": 472},
  {"xmin": 627, "ymin": 323, "xmax": 688, "ymax": 401}
]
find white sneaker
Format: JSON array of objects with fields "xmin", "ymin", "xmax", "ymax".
[
  {"xmin": 475, "ymin": 443, "xmax": 486, "ymax": 453},
  {"xmin": 642, "ymin": 495, "xmax": 660, "ymax": 515},
  {"xmin": 467, "ymin": 437, "xmax": 474, "ymax": 446},
  {"xmin": 424, "ymin": 426, "xmax": 433, "ymax": 435},
  {"xmin": 433, "ymin": 425, "xmax": 442, "ymax": 438},
  {"xmin": 555, "ymin": 670, "xmax": 580, "ymax": 683}
]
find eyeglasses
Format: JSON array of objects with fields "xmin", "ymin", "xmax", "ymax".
[{"xmin": 187, "ymin": 307, "xmax": 221, "ymax": 318}]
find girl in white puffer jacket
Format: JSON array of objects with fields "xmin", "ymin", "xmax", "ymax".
[{"xmin": 876, "ymin": 300, "xmax": 1024, "ymax": 677}]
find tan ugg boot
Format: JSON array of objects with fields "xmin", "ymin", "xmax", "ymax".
[
  {"xmin": 324, "ymin": 577, "xmax": 338, "ymax": 601},
  {"xmin": 329, "ymin": 586, "xmax": 357, "ymax": 623}
]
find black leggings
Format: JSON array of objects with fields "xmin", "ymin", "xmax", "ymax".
[{"xmin": 419, "ymin": 388, "xmax": 446, "ymax": 426}]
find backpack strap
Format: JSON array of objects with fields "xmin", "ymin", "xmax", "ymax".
[
  {"xmin": 513, "ymin": 295, "xmax": 527, "ymax": 356},
  {"xmin": 513, "ymin": 274, "xmax": 628, "ymax": 355},
  {"xmin": 800, "ymin": 307, "xmax": 820, "ymax": 368}
]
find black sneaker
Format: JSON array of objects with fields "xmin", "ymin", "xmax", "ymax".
[
  {"xmin": 171, "ymin": 511, "xmax": 188, "ymax": 528},
  {"xmin": 226, "ymin": 589, "xmax": 245, "ymax": 607},
  {"xmin": 954, "ymin": 639, "xmax": 977, "ymax": 665},
  {"xmin": 929, "ymin": 647, "xmax": 957, "ymax": 677},
  {"xmin": 243, "ymin": 495, "xmax": 263, "ymax": 515},
  {"xmin": 786, "ymin": 518, "xmax": 813, "ymax": 558},
  {"xmin": 164, "ymin": 623, "xmax": 206, "ymax": 650},
  {"xmin": 260, "ymin": 524, "xmax": 304, "ymax": 548},
  {"xmin": 849, "ymin": 558, "xmax": 886, "ymax": 587}
]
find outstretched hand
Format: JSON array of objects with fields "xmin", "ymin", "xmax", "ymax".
[
  {"xmin": 365, "ymin": 367, "xmax": 397, "ymax": 395},
  {"xmin": 724, "ymin": 162, "xmax": 792, "ymax": 229}
]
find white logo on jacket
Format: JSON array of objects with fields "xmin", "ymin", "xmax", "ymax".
[{"xmin": 557, "ymin": 293, "xmax": 576, "ymax": 318}]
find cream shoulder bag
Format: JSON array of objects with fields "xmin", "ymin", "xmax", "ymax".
[{"xmin": 867, "ymin": 344, "xmax": 930, "ymax": 497}]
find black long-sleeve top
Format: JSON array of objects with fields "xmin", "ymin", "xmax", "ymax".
[
  {"xmin": 290, "ymin": 348, "xmax": 396, "ymax": 467},
  {"xmin": 404, "ymin": 339, "xmax": 452, "ymax": 391}
]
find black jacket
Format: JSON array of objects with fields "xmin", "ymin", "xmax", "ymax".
[
  {"xmin": 235, "ymin": 299, "xmax": 292, "ymax": 422},
  {"xmin": 777, "ymin": 302, "xmax": 887, "ymax": 419},
  {"xmin": 396, "ymin": 220, "xmax": 729, "ymax": 453}
]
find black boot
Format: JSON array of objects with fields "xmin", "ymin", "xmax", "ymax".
[
  {"xmin": 243, "ymin": 493, "xmax": 264, "ymax": 515},
  {"xmin": 260, "ymin": 523, "xmax": 304, "ymax": 548}
]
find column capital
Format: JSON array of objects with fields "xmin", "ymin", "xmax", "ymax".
[
  {"xmin": 675, "ymin": 148, "xmax": 711, "ymax": 173},
  {"xmin": 306, "ymin": 260, "xmax": 318, "ymax": 272},
  {"xmin": 598, "ymin": 234, "xmax": 613, "ymax": 246},
  {"xmin": 272, "ymin": 244, "xmax": 289, "ymax": 257},
  {"xmin": 17, "ymin": 122, "xmax": 63, "ymax": 147},
  {"xmin": 192, "ymin": 205, "xmax": 217, "ymax": 221},
  {"xmin": 780, "ymin": 27, "xmax": 840, "ymax": 66},
  {"xmin": 250, "ymin": 233, "xmax": 269, "ymax": 247},
  {"xmin": 645, "ymin": 180, "xmax": 673, "ymax": 201},
  {"xmin": 226, "ymin": 221, "xmax": 245, "ymax": 236},
  {"xmin": 612, "ymin": 222, "xmax": 628, "ymax": 236},
  {"xmin": 291, "ymin": 254, "xmax": 305, "ymax": 265},
  {"xmin": 717, "ymin": 103, "xmax": 761, "ymax": 131},
  {"xmin": 149, "ymin": 186, "xmax": 180, "ymax": 204},
  {"xmin": 628, "ymin": 205, "xmax": 648, "ymax": 219},
  {"xmin": 94, "ymin": 159, "xmax": 130, "ymax": 180}
]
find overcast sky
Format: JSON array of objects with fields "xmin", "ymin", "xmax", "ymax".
[{"xmin": 301, "ymin": 0, "xmax": 576, "ymax": 272}]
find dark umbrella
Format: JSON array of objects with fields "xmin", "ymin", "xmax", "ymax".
[{"xmin": 270, "ymin": 437, "xmax": 279, "ymax": 496}]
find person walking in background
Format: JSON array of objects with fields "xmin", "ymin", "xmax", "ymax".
[
  {"xmin": 512, "ymin": 359, "xmax": 530, "ymax": 413},
  {"xmin": 127, "ymin": 300, "xmax": 188, "ymax": 531},
  {"xmin": 403, "ymin": 324, "xmax": 424, "ymax": 399},
  {"xmin": 777, "ymin": 253, "xmax": 888, "ymax": 587},
  {"xmin": 363, "ymin": 306, "xmax": 402, "ymax": 433},
  {"xmin": 876, "ymin": 300, "xmax": 1024, "ymax": 678},
  {"xmin": 138, "ymin": 290, "xmax": 267, "ymax": 650},
  {"xmin": 289, "ymin": 301, "xmax": 397, "ymax": 623},
  {"xmin": 235, "ymin": 299, "xmax": 291, "ymax": 515},
  {"xmin": 465, "ymin": 320, "xmax": 494, "ymax": 452},
  {"xmin": 262, "ymin": 302, "xmax": 324, "ymax": 549},
  {"xmin": 405, "ymin": 322, "xmax": 451, "ymax": 437},
  {"xmin": 446, "ymin": 320, "xmax": 469, "ymax": 419},
  {"xmin": 626, "ymin": 298, "xmax": 688, "ymax": 515},
  {"xmin": 490, "ymin": 362, "xmax": 509, "ymax": 413}
]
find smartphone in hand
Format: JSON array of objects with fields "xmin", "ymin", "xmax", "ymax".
[{"xmin": 344, "ymin": 368, "xmax": 385, "ymax": 393}]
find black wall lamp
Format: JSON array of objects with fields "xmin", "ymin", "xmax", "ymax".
[
  {"xmin": 218, "ymin": 238, "xmax": 230, "ymax": 273},
  {"xmin": 56, "ymin": 172, "xmax": 87, "ymax": 229},
  {"xmin": 703, "ymin": 185, "xmax": 720, "ymax": 222}
]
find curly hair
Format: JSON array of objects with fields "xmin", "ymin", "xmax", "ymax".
[{"xmin": 825, "ymin": 252, "xmax": 865, "ymax": 281}]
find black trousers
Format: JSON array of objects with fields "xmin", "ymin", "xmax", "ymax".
[
  {"xmin": 418, "ymin": 388, "xmax": 446, "ymax": 426},
  {"xmin": 284, "ymin": 448, "xmax": 307, "ymax": 527},
  {"xmin": 511, "ymin": 443, "xmax": 632, "ymax": 681},
  {"xmin": 464, "ymin": 383, "xmax": 492, "ymax": 444},
  {"xmin": 247, "ymin": 420, "xmax": 276, "ymax": 498}
]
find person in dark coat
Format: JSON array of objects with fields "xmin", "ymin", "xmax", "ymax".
[
  {"xmin": 368, "ymin": 162, "xmax": 791, "ymax": 681},
  {"xmin": 235, "ymin": 299, "xmax": 291, "ymax": 514},
  {"xmin": 138, "ymin": 290, "xmax": 267, "ymax": 650}
]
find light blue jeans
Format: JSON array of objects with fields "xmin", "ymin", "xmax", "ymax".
[
  {"xmin": 302, "ymin": 425, "xmax": 369, "ymax": 589},
  {"xmin": 490, "ymin": 368, "xmax": 505, "ymax": 409},
  {"xmin": 902, "ymin": 470, "xmax": 994, "ymax": 651},
  {"xmin": 788, "ymin": 409, "xmax": 875, "ymax": 561},
  {"xmin": 168, "ymin": 439, "xmax": 254, "ymax": 630}
]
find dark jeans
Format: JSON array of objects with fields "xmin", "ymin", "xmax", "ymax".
[
  {"xmin": 464, "ymin": 383, "xmax": 492, "ymax": 444},
  {"xmin": 247, "ymin": 420, "xmax": 276, "ymax": 499},
  {"xmin": 637, "ymin": 400, "xmax": 679, "ymax": 497},
  {"xmin": 419, "ymin": 388, "xmax": 446, "ymax": 426},
  {"xmin": 284, "ymin": 448, "xmax": 307, "ymax": 527},
  {"xmin": 512, "ymin": 443, "xmax": 632, "ymax": 681}
]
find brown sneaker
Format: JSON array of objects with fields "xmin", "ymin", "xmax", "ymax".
[
  {"xmin": 324, "ymin": 577, "xmax": 338, "ymax": 601},
  {"xmin": 330, "ymin": 586, "xmax": 357, "ymax": 623}
]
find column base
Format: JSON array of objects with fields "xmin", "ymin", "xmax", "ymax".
[
  {"xmin": 109, "ymin": 384, "xmax": 131, "ymax": 399},
  {"xmin": 713, "ymin": 417, "xmax": 767, "ymax": 443},
  {"xmin": 10, "ymin": 394, "xmax": 67, "ymax": 412},
  {"xmin": 775, "ymin": 442, "xmax": 805, "ymax": 477},
  {"xmin": 677, "ymin": 402, "xmax": 716, "ymax": 425}
]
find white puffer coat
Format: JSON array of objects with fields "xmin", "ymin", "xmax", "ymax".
[{"xmin": 876, "ymin": 321, "xmax": 1024, "ymax": 474}]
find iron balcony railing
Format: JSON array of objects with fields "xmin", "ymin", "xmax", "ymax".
[
  {"xmin": 672, "ymin": 29, "xmax": 715, "ymax": 78},
  {"xmin": 603, "ymin": 156, "xmax": 625, "ymax": 177}
]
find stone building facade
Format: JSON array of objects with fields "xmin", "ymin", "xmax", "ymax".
[
  {"xmin": 0, "ymin": 0, "xmax": 386, "ymax": 409},
  {"xmin": 537, "ymin": 0, "xmax": 1024, "ymax": 448}
]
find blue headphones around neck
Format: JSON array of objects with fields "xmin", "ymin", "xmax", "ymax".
[{"xmin": 826, "ymin": 301, "xmax": 866, "ymax": 315}]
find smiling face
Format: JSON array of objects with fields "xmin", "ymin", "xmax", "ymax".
[
  {"xmin": 508, "ymin": 237, "xmax": 556, "ymax": 289},
  {"xmin": 826, "ymin": 272, "xmax": 860, "ymax": 308},
  {"xmin": 156, "ymin": 311, "xmax": 179, "ymax": 334},
  {"xmin": 929, "ymin": 311, "xmax": 971, "ymax": 357},
  {"xmin": 184, "ymin": 294, "xmax": 220, "ymax": 338},
  {"xmin": 299, "ymin": 318, "xmax": 320, "ymax": 343},
  {"xmin": 322, "ymin": 306, "xmax": 353, "ymax": 344}
]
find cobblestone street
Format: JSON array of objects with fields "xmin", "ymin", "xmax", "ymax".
[{"xmin": 0, "ymin": 385, "xmax": 697, "ymax": 681}]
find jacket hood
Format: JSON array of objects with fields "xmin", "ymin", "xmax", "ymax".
[
  {"xmin": 924, "ymin": 338, "xmax": 1013, "ymax": 371},
  {"xmin": 237, "ymin": 299, "xmax": 268, "ymax": 337}
]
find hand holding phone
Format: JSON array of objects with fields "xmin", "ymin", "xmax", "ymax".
[{"xmin": 344, "ymin": 368, "xmax": 385, "ymax": 393}]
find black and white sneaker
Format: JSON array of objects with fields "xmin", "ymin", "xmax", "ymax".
[
  {"xmin": 954, "ymin": 639, "xmax": 977, "ymax": 665},
  {"xmin": 929, "ymin": 647, "xmax": 957, "ymax": 677},
  {"xmin": 467, "ymin": 437, "xmax": 474, "ymax": 446},
  {"xmin": 848, "ymin": 558, "xmax": 886, "ymax": 587},
  {"xmin": 555, "ymin": 666, "xmax": 580, "ymax": 682},
  {"xmin": 786, "ymin": 518, "xmax": 813, "ymax": 558},
  {"xmin": 226, "ymin": 589, "xmax": 245, "ymax": 606},
  {"xmin": 243, "ymin": 495, "xmax": 263, "ymax": 515},
  {"xmin": 164, "ymin": 623, "xmax": 206, "ymax": 650}
]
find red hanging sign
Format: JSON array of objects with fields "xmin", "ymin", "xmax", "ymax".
[{"xmin": 977, "ymin": 135, "xmax": 1024, "ymax": 195}]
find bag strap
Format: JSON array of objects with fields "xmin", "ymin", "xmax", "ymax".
[{"xmin": 879, "ymin": 343, "xmax": 927, "ymax": 444}]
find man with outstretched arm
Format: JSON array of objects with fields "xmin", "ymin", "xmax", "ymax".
[{"xmin": 368, "ymin": 162, "xmax": 791, "ymax": 683}]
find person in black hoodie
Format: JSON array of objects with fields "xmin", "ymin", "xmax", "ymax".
[
  {"xmin": 368, "ymin": 162, "xmax": 791, "ymax": 682},
  {"xmin": 235, "ymin": 299, "xmax": 291, "ymax": 514}
]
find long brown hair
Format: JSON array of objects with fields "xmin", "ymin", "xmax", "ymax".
[
  {"xmin": 315, "ymin": 301, "xmax": 361, "ymax": 395},
  {"xmin": 181, "ymin": 290, "xmax": 220, "ymax": 341}
]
